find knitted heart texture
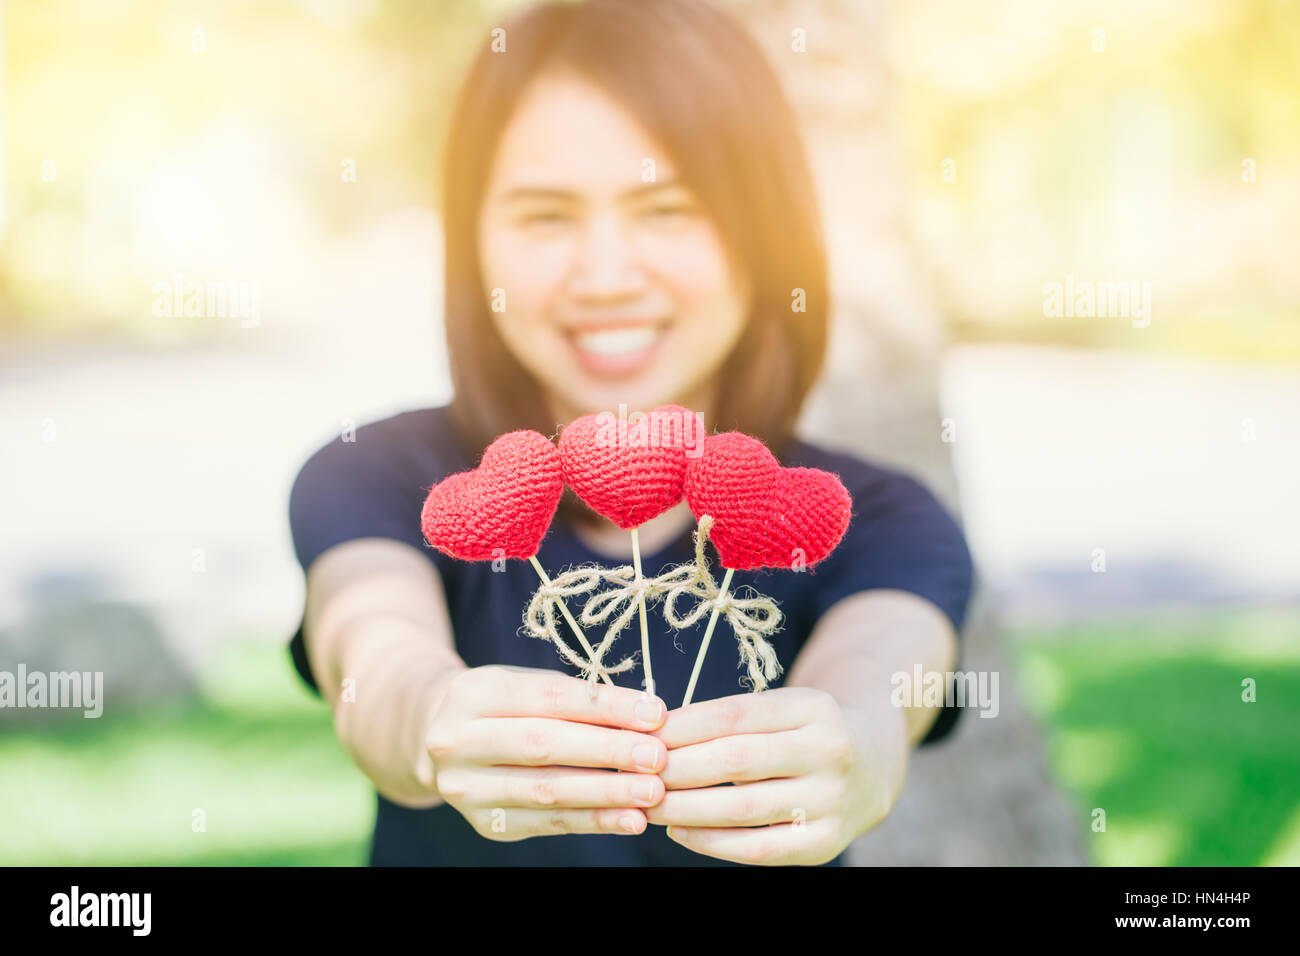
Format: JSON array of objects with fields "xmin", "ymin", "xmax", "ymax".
[
  {"xmin": 559, "ymin": 404, "xmax": 703, "ymax": 529},
  {"xmin": 421, "ymin": 430, "xmax": 564, "ymax": 561},
  {"xmin": 684, "ymin": 432, "xmax": 852, "ymax": 571}
]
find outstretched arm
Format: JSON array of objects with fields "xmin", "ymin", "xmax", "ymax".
[
  {"xmin": 302, "ymin": 537, "xmax": 465, "ymax": 808},
  {"xmin": 303, "ymin": 537, "xmax": 672, "ymax": 836},
  {"xmin": 649, "ymin": 588, "xmax": 959, "ymax": 865}
]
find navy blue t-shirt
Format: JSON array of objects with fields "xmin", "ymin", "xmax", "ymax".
[{"xmin": 287, "ymin": 405, "xmax": 974, "ymax": 866}]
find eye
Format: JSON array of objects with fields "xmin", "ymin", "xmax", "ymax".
[
  {"xmin": 519, "ymin": 209, "xmax": 573, "ymax": 228},
  {"xmin": 643, "ymin": 203, "xmax": 693, "ymax": 222}
]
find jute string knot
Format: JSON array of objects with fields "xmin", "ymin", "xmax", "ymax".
[
  {"xmin": 523, "ymin": 566, "xmax": 637, "ymax": 684},
  {"xmin": 661, "ymin": 515, "xmax": 785, "ymax": 692},
  {"xmin": 523, "ymin": 514, "xmax": 784, "ymax": 691}
]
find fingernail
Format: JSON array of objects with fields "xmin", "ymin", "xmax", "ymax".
[
  {"xmin": 634, "ymin": 779, "xmax": 657, "ymax": 804},
  {"xmin": 635, "ymin": 696, "xmax": 663, "ymax": 726},
  {"xmin": 620, "ymin": 813, "xmax": 642, "ymax": 834},
  {"xmin": 633, "ymin": 743, "xmax": 660, "ymax": 772}
]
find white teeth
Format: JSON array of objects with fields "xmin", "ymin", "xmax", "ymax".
[{"xmin": 572, "ymin": 326, "xmax": 659, "ymax": 356}]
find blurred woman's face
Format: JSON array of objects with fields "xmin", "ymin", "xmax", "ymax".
[{"xmin": 476, "ymin": 72, "xmax": 751, "ymax": 424}]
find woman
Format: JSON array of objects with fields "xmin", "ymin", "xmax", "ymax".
[{"xmin": 287, "ymin": 0, "xmax": 973, "ymax": 866}]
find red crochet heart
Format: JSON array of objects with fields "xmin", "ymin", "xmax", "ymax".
[
  {"xmin": 684, "ymin": 432, "xmax": 852, "ymax": 571},
  {"xmin": 559, "ymin": 404, "xmax": 701, "ymax": 529},
  {"xmin": 420, "ymin": 430, "xmax": 563, "ymax": 561}
]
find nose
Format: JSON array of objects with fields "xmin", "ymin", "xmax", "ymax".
[{"xmin": 568, "ymin": 211, "xmax": 646, "ymax": 301}]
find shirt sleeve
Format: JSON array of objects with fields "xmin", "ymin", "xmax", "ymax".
[
  {"xmin": 289, "ymin": 434, "xmax": 426, "ymax": 573},
  {"xmin": 801, "ymin": 465, "xmax": 976, "ymax": 746},
  {"xmin": 285, "ymin": 414, "xmax": 451, "ymax": 696}
]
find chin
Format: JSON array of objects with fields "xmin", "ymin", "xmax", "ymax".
[{"xmin": 559, "ymin": 375, "xmax": 682, "ymax": 419}]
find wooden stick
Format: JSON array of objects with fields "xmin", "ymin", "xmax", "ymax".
[
  {"xmin": 629, "ymin": 527, "xmax": 654, "ymax": 697},
  {"xmin": 528, "ymin": 555, "xmax": 614, "ymax": 686},
  {"xmin": 681, "ymin": 566, "xmax": 734, "ymax": 707}
]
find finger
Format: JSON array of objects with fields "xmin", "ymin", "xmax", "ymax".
[
  {"xmin": 666, "ymin": 819, "xmax": 839, "ymax": 865},
  {"xmin": 469, "ymin": 666, "xmax": 666, "ymax": 731},
  {"xmin": 462, "ymin": 717, "xmax": 668, "ymax": 772},
  {"xmin": 646, "ymin": 777, "xmax": 832, "ymax": 828},
  {"xmin": 656, "ymin": 688, "xmax": 827, "ymax": 748},
  {"xmin": 481, "ymin": 807, "xmax": 648, "ymax": 841},
  {"xmin": 660, "ymin": 729, "xmax": 818, "ymax": 788},
  {"xmin": 476, "ymin": 766, "xmax": 664, "ymax": 810}
]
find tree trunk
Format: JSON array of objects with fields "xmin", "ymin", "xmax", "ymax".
[{"xmin": 720, "ymin": 0, "xmax": 1089, "ymax": 866}]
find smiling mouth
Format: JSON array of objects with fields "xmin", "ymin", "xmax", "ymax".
[{"xmin": 564, "ymin": 321, "xmax": 670, "ymax": 376}]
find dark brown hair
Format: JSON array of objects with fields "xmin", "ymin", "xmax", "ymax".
[{"xmin": 442, "ymin": 0, "xmax": 828, "ymax": 472}]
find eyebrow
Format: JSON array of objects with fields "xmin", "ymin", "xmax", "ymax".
[{"xmin": 499, "ymin": 179, "xmax": 688, "ymax": 205}]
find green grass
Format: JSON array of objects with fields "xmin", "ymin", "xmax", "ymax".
[
  {"xmin": 3, "ymin": 611, "xmax": 1297, "ymax": 866},
  {"xmin": 1009, "ymin": 609, "xmax": 1300, "ymax": 866},
  {"xmin": 0, "ymin": 640, "xmax": 373, "ymax": 866}
]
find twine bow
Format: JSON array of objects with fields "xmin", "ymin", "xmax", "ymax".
[
  {"xmin": 522, "ymin": 515, "xmax": 784, "ymax": 691},
  {"xmin": 662, "ymin": 516, "xmax": 785, "ymax": 692},
  {"xmin": 523, "ymin": 566, "xmax": 637, "ymax": 684}
]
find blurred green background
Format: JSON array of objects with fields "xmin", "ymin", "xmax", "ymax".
[{"xmin": 4, "ymin": 613, "xmax": 1297, "ymax": 866}]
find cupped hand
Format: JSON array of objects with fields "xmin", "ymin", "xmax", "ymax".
[
  {"xmin": 425, "ymin": 665, "xmax": 669, "ymax": 841},
  {"xmin": 647, "ymin": 687, "xmax": 907, "ymax": 865}
]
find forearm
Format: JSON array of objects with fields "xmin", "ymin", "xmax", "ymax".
[
  {"xmin": 785, "ymin": 590, "xmax": 959, "ymax": 816},
  {"xmin": 300, "ymin": 540, "xmax": 467, "ymax": 808},
  {"xmin": 328, "ymin": 614, "xmax": 467, "ymax": 808},
  {"xmin": 789, "ymin": 590, "xmax": 958, "ymax": 745},
  {"xmin": 788, "ymin": 635, "xmax": 912, "ymax": 818}
]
